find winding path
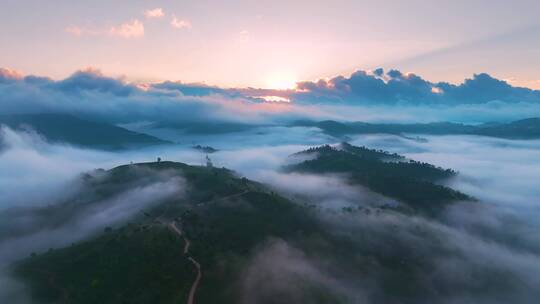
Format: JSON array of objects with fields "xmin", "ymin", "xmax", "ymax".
[
  {"xmin": 168, "ymin": 222, "xmax": 201, "ymax": 304},
  {"xmin": 157, "ymin": 190, "xmax": 250, "ymax": 304},
  {"xmin": 186, "ymin": 257, "xmax": 202, "ymax": 304}
]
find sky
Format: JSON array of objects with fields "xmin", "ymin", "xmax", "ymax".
[{"xmin": 1, "ymin": 0, "xmax": 540, "ymax": 89}]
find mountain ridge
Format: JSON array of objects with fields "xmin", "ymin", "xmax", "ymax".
[
  {"xmin": 0, "ymin": 113, "xmax": 170, "ymax": 149},
  {"xmin": 292, "ymin": 117, "xmax": 540, "ymax": 139}
]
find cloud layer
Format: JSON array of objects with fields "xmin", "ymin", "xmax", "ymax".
[
  {"xmin": 293, "ymin": 69, "xmax": 540, "ymax": 105},
  {"xmin": 2, "ymin": 68, "xmax": 540, "ymax": 128}
]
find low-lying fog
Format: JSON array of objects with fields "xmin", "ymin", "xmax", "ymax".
[
  {"xmin": 1, "ymin": 124, "xmax": 540, "ymax": 303},
  {"xmin": 3, "ymin": 124, "xmax": 538, "ymax": 210}
]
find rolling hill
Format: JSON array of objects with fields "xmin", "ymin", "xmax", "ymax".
[
  {"xmin": 6, "ymin": 157, "xmax": 531, "ymax": 304},
  {"xmin": 287, "ymin": 143, "xmax": 471, "ymax": 214},
  {"xmin": 293, "ymin": 118, "xmax": 540, "ymax": 139},
  {"xmin": 0, "ymin": 113, "xmax": 169, "ymax": 149}
]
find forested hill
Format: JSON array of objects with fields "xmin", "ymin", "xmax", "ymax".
[
  {"xmin": 0, "ymin": 113, "xmax": 169, "ymax": 149},
  {"xmin": 10, "ymin": 161, "xmax": 329, "ymax": 304},
  {"xmin": 288, "ymin": 143, "xmax": 472, "ymax": 214},
  {"xmin": 8, "ymin": 160, "xmax": 528, "ymax": 304},
  {"xmin": 293, "ymin": 118, "xmax": 540, "ymax": 139}
]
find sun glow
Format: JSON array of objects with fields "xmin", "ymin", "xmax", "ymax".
[
  {"xmin": 264, "ymin": 72, "xmax": 298, "ymax": 90},
  {"xmin": 257, "ymin": 95, "xmax": 291, "ymax": 102}
]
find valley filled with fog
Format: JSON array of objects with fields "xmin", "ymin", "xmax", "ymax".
[
  {"xmin": 2, "ymin": 121, "xmax": 539, "ymax": 303},
  {"xmin": 3, "ymin": 124, "xmax": 539, "ymax": 211}
]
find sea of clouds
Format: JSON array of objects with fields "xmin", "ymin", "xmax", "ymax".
[{"xmin": 1, "ymin": 67, "xmax": 540, "ymax": 303}]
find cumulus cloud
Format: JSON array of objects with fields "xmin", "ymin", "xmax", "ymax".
[
  {"xmin": 293, "ymin": 68, "xmax": 540, "ymax": 105},
  {"xmin": 64, "ymin": 26, "xmax": 101, "ymax": 37},
  {"xmin": 55, "ymin": 67, "xmax": 137, "ymax": 96},
  {"xmin": 0, "ymin": 68, "xmax": 349, "ymax": 127},
  {"xmin": 65, "ymin": 19, "xmax": 144, "ymax": 38},
  {"xmin": 109, "ymin": 19, "xmax": 144, "ymax": 38},
  {"xmin": 145, "ymin": 8, "xmax": 165, "ymax": 19},
  {"xmin": 2, "ymin": 68, "xmax": 540, "ymax": 131},
  {"xmin": 171, "ymin": 16, "xmax": 191, "ymax": 29},
  {"xmin": 0, "ymin": 68, "xmax": 263, "ymax": 124},
  {"xmin": 0, "ymin": 68, "xmax": 23, "ymax": 82}
]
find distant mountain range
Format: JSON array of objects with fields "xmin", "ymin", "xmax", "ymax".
[
  {"xmin": 2, "ymin": 113, "xmax": 538, "ymax": 152},
  {"xmin": 0, "ymin": 113, "xmax": 169, "ymax": 149},
  {"xmin": 150, "ymin": 121, "xmax": 257, "ymax": 134},
  {"xmin": 293, "ymin": 118, "xmax": 540, "ymax": 139}
]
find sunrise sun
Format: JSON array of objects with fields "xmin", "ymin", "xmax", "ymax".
[{"xmin": 263, "ymin": 71, "xmax": 298, "ymax": 90}]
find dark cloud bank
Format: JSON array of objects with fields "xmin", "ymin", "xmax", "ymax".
[
  {"xmin": 2, "ymin": 67, "xmax": 540, "ymax": 126},
  {"xmin": 293, "ymin": 69, "xmax": 540, "ymax": 105}
]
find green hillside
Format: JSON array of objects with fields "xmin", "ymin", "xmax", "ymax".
[
  {"xmin": 287, "ymin": 143, "xmax": 471, "ymax": 214},
  {"xmin": 293, "ymin": 118, "xmax": 540, "ymax": 139},
  {"xmin": 11, "ymin": 159, "xmax": 526, "ymax": 304},
  {"xmin": 11, "ymin": 161, "xmax": 334, "ymax": 304},
  {"xmin": 0, "ymin": 113, "xmax": 169, "ymax": 149}
]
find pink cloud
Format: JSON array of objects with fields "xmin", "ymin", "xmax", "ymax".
[
  {"xmin": 64, "ymin": 26, "xmax": 100, "ymax": 37},
  {"xmin": 171, "ymin": 16, "xmax": 191, "ymax": 29},
  {"xmin": 0, "ymin": 68, "xmax": 23, "ymax": 80},
  {"xmin": 145, "ymin": 8, "xmax": 164, "ymax": 19},
  {"xmin": 65, "ymin": 26, "xmax": 83, "ymax": 36},
  {"xmin": 65, "ymin": 20, "xmax": 144, "ymax": 39},
  {"xmin": 109, "ymin": 19, "xmax": 144, "ymax": 38}
]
